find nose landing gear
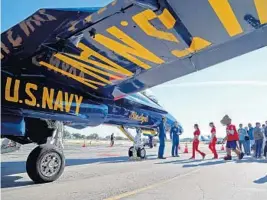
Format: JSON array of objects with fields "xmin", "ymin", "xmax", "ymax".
[{"xmin": 128, "ymin": 146, "xmax": 146, "ymax": 159}]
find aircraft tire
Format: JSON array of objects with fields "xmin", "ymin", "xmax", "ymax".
[
  {"xmin": 128, "ymin": 146, "xmax": 134, "ymax": 157},
  {"xmin": 26, "ymin": 144, "xmax": 65, "ymax": 183},
  {"xmin": 137, "ymin": 147, "xmax": 146, "ymax": 159}
]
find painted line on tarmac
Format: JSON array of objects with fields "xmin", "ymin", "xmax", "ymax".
[{"xmin": 104, "ymin": 169, "xmax": 200, "ymax": 200}]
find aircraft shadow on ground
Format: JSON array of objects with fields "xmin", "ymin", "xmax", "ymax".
[
  {"xmin": 254, "ymin": 175, "xmax": 267, "ymax": 184},
  {"xmin": 182, "ymin": 160, "xmax": 225, "ymax": 168},
  {"xmin": 1, "ymin": 154, "xmax": 156, "ymax": 188},
  {"xmin": 154, "ymin": 157, "xmax": 267, "ymax": 167}
]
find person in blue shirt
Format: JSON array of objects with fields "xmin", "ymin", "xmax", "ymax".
[
  {"xmin": 158, "ymin": 117, "xmax": 167, "ymax": 159},
  {"xmin": 170, "ymin": 121, "xmax": 183, "ymax": 157},
  {"xmin": 248, "ymin": 123, "xmax": 254, "ymax": 153},
  {"xmin": 238, "ymin": 124, "xmax": 250, "ymax": 155}
]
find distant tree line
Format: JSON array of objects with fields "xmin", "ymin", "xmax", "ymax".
[{"xmin": 63, "ymin": 130, "xmax": 127, "ymax": 140}]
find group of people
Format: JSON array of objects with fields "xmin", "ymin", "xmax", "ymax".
[
  {"xmin": 157, "ymin": 115, "xmax": 267, "ymax": 160},
  {"xmin": 237, "ymin": 122, "xmax": 267, "ymax": 158}
]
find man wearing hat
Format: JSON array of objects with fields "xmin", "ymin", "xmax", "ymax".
[{"xmin": 221, "ymin": 115, "xmax": 244, "ymax": 160}]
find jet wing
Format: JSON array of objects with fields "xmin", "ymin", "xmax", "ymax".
[{"xmin": 1, "ymin": 0, "xmax": 267, "ymax": 100}]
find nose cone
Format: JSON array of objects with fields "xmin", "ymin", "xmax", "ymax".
[
  {"xmin": 164, "ymin": 113, "xmax": 183, "ymax": 132},
  {"xmin": 165, "ymin": 113, "xmax": 176, "ymax": 126}
]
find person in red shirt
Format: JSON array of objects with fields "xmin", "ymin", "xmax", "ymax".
[
  {"xmin": 209, "ymin": 122, "xmax": 218, "ymax": 159},
  {"xmin": 220, "ymin": 115, "xmax": 244, "ymax": 160},
  {"xmin": 190, "ymin": 124, "xmax": 206, "ymax": 159}
]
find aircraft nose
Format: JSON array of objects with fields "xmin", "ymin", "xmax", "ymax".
[{"xmin": 165, "ymin": 113, "xmax": 176, "ymax": 124}]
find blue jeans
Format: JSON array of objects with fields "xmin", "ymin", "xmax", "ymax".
[
  {"xmin": 158, "ymin": 138, "xmax": 165, "ymax": 158},
  {"xmin": 239, "ymin": 140, "xmax": 250, "ymax": 155},
  {"xmin": 255, "ymin": 139, "xmax": 263, "ymax": 158},
  {"xmin": 171, "ymin": 137, "xmax": 179, "ymax": 156}
]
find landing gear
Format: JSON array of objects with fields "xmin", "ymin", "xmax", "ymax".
[
  {"xmin": 128, "ymin": 146, "xmax": 146, "ymax": 159},
  {"xmin": 118, "ymin": 126, "xmax": 147, "ymax": 160},
  {"xmin": 26, "ymin": 121, "xmax": 65, "ymax": 183},
  {"xmin": 26, "ymin": 144, "xmax": 65, "ymax": 183},
  {"xmin": 138, "ymin": 147, "xmax": 146, "ymax": 159}
]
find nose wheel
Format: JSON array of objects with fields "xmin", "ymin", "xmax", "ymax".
[
  {"xmin": 26, "ymin": 144, "xmax": 65, "ymax": 183},
  {"xmin": 128, "ymin": 146, "xmax": 146, "ymax": 159}
]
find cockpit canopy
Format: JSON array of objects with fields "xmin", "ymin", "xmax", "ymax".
[{"xmin": 140, "ymin": 89, "xmax": 159, "ymax": 104}]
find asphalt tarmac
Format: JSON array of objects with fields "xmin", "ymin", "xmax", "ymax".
[{"xmin": 1, "ymin": 142, "xmax": 267, "ymax": 200}]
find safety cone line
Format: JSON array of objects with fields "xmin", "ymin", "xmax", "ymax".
[
  {"xmin": 82, "ymin": 140, "xmax": 86, "ymax": 147},
  {"xmin": 183, "ymin": 143, "xmax": 188, "ymax": 153}
]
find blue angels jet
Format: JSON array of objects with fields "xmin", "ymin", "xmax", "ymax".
[{"xmin": 1, "ymin": 0, "xmax": 266, "ymax": 183}]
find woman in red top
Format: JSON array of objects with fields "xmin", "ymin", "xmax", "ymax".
[
  {"xmin": 209, "ymin": 122, "xmax": 218, "ymax": 159},
  {"xmin": 190, "ymin": 124, "xmax": 206, "ymax": 159}
]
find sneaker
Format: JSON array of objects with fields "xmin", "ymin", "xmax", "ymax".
[
  {"xmin": 239, "ymin": 152, "xmax": 245, "ymax": 160},
  {"xmin": 202, "ymin": 154, "xmax": 206, "ymax": 160},
  {"xmin": 224, "ymin": 155, "xmax": 232, "ymax": 160},
  {"xmin": 158, "ymin": 157, "xmax": 166, "ymax": 159},
  {"xmin": 189, "ymin": 157, "xmax": 195, "ymax": 160}
]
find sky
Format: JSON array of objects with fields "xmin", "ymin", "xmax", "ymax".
[{"xmin": 1, "ymin": 0, "xmax": 267, "ymax": 138}]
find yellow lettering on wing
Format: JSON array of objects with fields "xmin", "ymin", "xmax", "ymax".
[
  {"xmin": 25, "ymin": 83, "xmax": 37, "ymax": 106},
  {"xmin": 38, "ymin": 9, "xmax": 57, "ymax": 21},
  {"xmin": 19, "ymin": 17, "xmax": 42, "ymax": 37},
  {"xmin": 39, "ymin": 61, "xmax": 99, "ymax": 89},
  {"xmin": 254, "ymin": 0, "xmax": 267, "ymax": 24},
  {"xmin": 171, "ymin": 37, "xmax": 211, "ymax": 58},
  {"xmin": 132, "ymin": 9, "xmax": 178, "ymax": 43},
  {"xmin": 42, "ymin": 87, "xmax": 54, "ymax": 109},
  {"xmin": 64, "ymin": 93, "xmax": 74, "ymax": 113},
  {"xmin": 54, "ymin": 91, "xmax": 64, "ymax": 112},
  {"xmin": 54, "ymin": 53, "xmax": 116, "ymax": 84},
  {"xmin": 97, "ymin": 7, "xmax": 107, "ymax": 14},
  {"xmin": 68, "ymin": 21, "xmax": 79, "ymax": 32},
  {"xmin": 94, "ymin": 27, "xmax": 165, "ymax": 70},
  {"xmin": 74, "ymin": 95, "xmax": 83, "ymax": 115},
  {"xmin": 111, "ymin": 0, "xmax": 117, "ymax": 6},
  {"xmin": 84, "ymin": 15, "xmax": 92, "ymax": 22},
  {"xmin": 19, "ymin": 9, "xmax": 56, "ymax": 37},
  {"xmin": 7, "ymin": 30, "xmax": 22, "ymax": 47},
  {"xmin": 1, "ymin": 42, "xmax": 10, "ymax": 59},
  {"xmin": 208, "ymin": 0, "xmax": 243, "ymax": 37},
  {"xmin": 5, "ymin": 77, "xmax": 20, "ymax": 102},
  {"xmin": 67, "ymin": 42, "xmax": 133, "ymax": 76}
]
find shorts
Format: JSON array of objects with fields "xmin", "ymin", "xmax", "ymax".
[{"xmin": 226, "ymin": 140, "xmax": 237, "ymax": 150}]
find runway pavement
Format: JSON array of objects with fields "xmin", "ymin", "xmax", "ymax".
[{"xmin": 1, "ymin": 142, "xmax": 267, "ymax": 200}]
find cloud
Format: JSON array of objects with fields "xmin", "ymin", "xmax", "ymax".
[{"xmin": 157, "ymin": 81, "xmax": 267, "ymax": 88}]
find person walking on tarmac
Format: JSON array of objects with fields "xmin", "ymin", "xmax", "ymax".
[
  {"xmin": 209, "ymin": 122, "xmax": 218, "ymax": 159},
  {"xmin": 158, "ymin": 117, "xmax": 167, "ymax": 159},
  {"xmin": 221, "ymin": 115, "xmax": 244, "ymax": 160},
  {"xmin": 170, "ymin": 121, "xmax": 183, "ymax": 157},
  {"xmin": 190, "ymin": 124, "xmax": 206, "ymax": 159},
  {"xmin": 110, "ymin": 133, "xmax": 115, "ymax": 147}
]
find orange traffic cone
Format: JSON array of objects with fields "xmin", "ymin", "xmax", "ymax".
[
  {"xmin": 221, "ymin": 144, "xmax": 225, "ymax": 151},
  {"xmin": 82, "ymin": 140, "xmax": 86, "ymax": 147},
  {"xmin": 183, "ymin": 143, "xmax": 189, "ymax": 153}
]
